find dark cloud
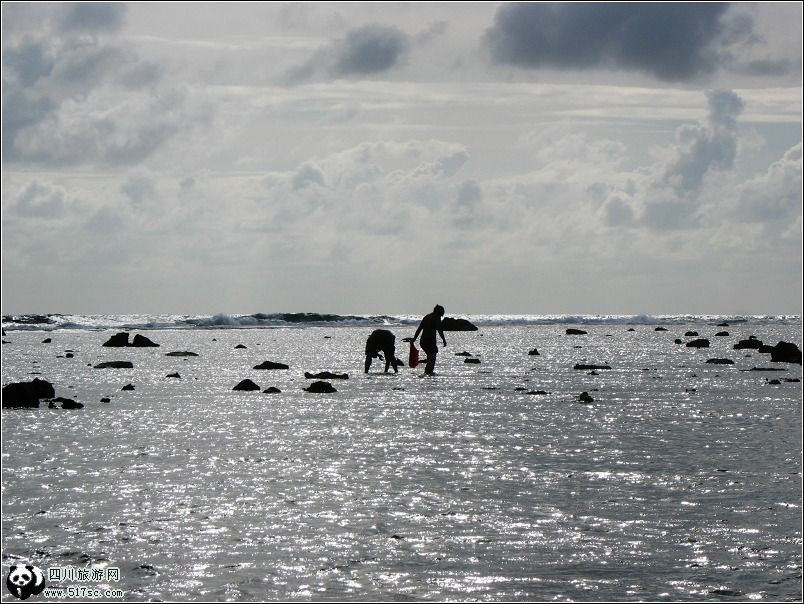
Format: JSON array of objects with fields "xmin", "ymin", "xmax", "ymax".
[
  {"xmin": 58, "ymin": 2, "xmax": 126, "ymax": 33},
  {"xmin": 9, "ymin": 181, "xmax": 68, "ymax": 219},
  {"xmin": 333, "ymin": 24, "xmax": 410, "ymax": 75},
  {"xmin": 485, "ymin": 3, "xmax": 751, "ymax": 82},
  {"xmin": 292, "ymin": 163, "xmax": 325, "ymax": 190},
  {"xmin": 284, "ymin": 23, "xmax": 410, "ymax": 83},
  {"xmin": 2, "ymin": 37, "xmax": 55, "ymax": 86}
]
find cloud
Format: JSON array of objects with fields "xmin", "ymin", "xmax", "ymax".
[
  {"xmin": 284, "ymin": 23, "xmax": 411, "ymax": 83},
  {"xmin": 2, "ymin": 5, "xmax": 177, "ymax": 167},
  {"xmin": 5, "ymin": 180, "xmax": 69, "ymax": 219},
  {"xmin": 485, "ymin": 3, "xmax": 755, "ymax": 82},
  {"xmin": 334, "ymin": 24, "xmax": 410, "ymax": 75},
  {"xmin": 58, "ymin": 2, "xmax": 126, "ymax": 34},
  {"xmin": 735, "ymin": 143, "xmax": 802, "ymax": 225}
]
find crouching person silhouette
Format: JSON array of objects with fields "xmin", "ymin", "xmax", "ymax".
[{"xmin": 365, "ymin": 329, "xmax": 401, "ymax": 373}]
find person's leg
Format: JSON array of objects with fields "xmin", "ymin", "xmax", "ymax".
[
  {"xmin": 365, "ymin": 355, "xmax": 372, "ymax": 373},
  {"xmin": 425, "ymin": 352, "xmax": 436, "ymax": 375}
]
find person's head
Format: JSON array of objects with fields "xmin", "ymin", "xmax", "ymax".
[{"xmin": 433, "ymin": 304, "xmax": 445, "ymax": 316}]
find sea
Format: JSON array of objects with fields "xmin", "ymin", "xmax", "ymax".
[{"xmin": 1, "ymin": 313, "xmax": 801, "ymax": 602}]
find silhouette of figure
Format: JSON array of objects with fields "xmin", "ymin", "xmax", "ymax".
[
  {"xmin": 412, "ymin": 305, "xmax": 447, "ymax": 375},
  {"xmin": 365, "ymin": 329, "xmax": 400, "ymax": 373}
]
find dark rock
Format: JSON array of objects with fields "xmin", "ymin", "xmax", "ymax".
[
  {"xmin": 233, "ymin": 379, "xmax": 260, "ymax": 391},
  {"xmin": 42, "ymin": 337, "xmax": 52, "ymax": 343},
  {"xmin": 121, "ymin": 384, "xmax": 135, "ymax": 391},
  {"xmin": 573, "ymin": 364, "xmax": 611, "ymax": 370},
  {"xmin": 566, "ymin": 328, "xmax": 587, "ymax": 335},
  {"xmin": 263, "ymin": 387, "xmax": 282, "ymax": 394},
  {"xmin": 102, "ymin": 332, "xmax": 130, "ymax": 347},
  {"xmin": 464, "ymin": 358, "xmax": 481, "ymax": 364},
  {"xmin": 254, "ymin": 361, "xmax": 290, "ymax": 370},
  {"xmin": 304, "ymin": 380, "xmax": 337, "ymax": 393},
  {"xmin": 166, "ymin": 351, "xmax": 199, "ymax": 357},
  {"xmin": 742, "ymin": 367, "xmax": 787, "ymax": 372},
  {"xmin": 715, "ymin": 331, "xmax": 729, "ymax": 336},
  {"xmin": 685, "ymin": 331, "xmax": 699, "ymax": 337},
  {"xmin": 758, "ymin": 344, "xmax": 775, "ymax": 354},
  {"xmin": 454, "ymin": 351, "xmax": 473, "ymax": 357},
  {"xmin": 100, "ymin": 398, "xmax": 111, "ymax": 403},
  {"xmin": 767, "ymin": 379, "xmax": 782, "ymax": 385},
  {"xmin": 528, "ymin": 348, "xmax": 540, "ymax": 356},
  {"xmin": 768, "ymin": 341, "xmax": 802, "ymax": 364},
  {"xmin": 686, "ymin": 339, "xmax": 710, "ymax": 348},
  {"xmin": 441, "ymin": 317, "xmax": 478, "ymax": 331},
  {"xmin": 48, "ymin": 397, "xmax": 84, "ymax": 409},
  {"xmin": 94, "ymin": 361, "xmax": 134, "ymax": 369},
  {"xmin": 706, "ymin": 358, "xmax": 734, "ymax": 365},
  {"xmin": 710, "ymin": 589, "xmax": 743, "ymax": 597},
  {"xmin": 527, "ymin": 390, "xmax": 550, "ymax": 395},
  {"xmin": 627, "ymin": 328, "xmax": 635, "ymax": 332},
  {"xmin": 304, "ymin": 371, "xmax": 348, "ymax": 379},
  {"xmin": 131, "ymin": 334, "xmax": 159, "ymax": 347},
  {"xmin": 2, "ymin": 378, "xmax": 55, "ymax": 408},
  {"xmin": 674, "ymin": 339, "xmax": 683, "ymax": 344},
  {"xmin": 578, "ymin": 392, "xmax": 594, "ymax": 404},
  {"xmin": 734, "ymin": 337, "xmax": 763, "ymax": 350},
  {"xmin": 65, "ymin": 353, "xmax": 74, "ymax": 358},
  {"xmin": 655, "ymin": 327, "xmax": 668, "ymax": 331},
  {"xmin": 166, "ymin": 373, "xmax": 181, "ymax": 378},
  {"xmin": 783, "ymin": 378, "xmax": 801, "ymax": 383},
  {"xmin": 235, "ymin": 344, "xmax": 247, "ymax": 349},
  {"xmin": 514, "ymin": 387, "xmax": 527, "ymax": 391},
  {"xmin": 716, "ymin": 322, "xmax": 730, "ymax": 327}
]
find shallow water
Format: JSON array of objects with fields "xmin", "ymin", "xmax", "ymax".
[{"xmin": 2, "ymin": 321, "xmax": 802, "ymax": 601}]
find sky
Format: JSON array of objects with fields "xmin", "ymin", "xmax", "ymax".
[{"xmin": 1, "ymin": 2, "xmax": 802, "ymax": 316}]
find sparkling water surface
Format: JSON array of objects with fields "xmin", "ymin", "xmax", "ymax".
[{"xmin": 2, "ymin": 322, "xmax": 801, "ymax": 601}]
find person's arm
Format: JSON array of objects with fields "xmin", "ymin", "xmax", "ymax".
[
  {"xmin": 412, "ymin": 320, "xmax": 424, "ymax": 343},
  {"xmin": 438, "ymin": 323, "xmax": 446, "ymax": 347}
]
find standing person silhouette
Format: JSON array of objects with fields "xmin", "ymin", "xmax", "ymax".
[{"xmin": 412, "ymin": 305, "xmax": 447, "ymax": 375}]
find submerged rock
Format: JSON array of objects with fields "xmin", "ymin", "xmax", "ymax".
[
  {"xmin": 573, "ymin": 364, "xmax": 611, "ymax": 370},
  {"xmin": 464, "ymin": 358, "xmax": 481, "ymax": 364},
  {"xmin": 94, "ymin": 361, "xmax": 134, "ymax": 369},
  {"xmin": 48, "ymin": 397, "xmax": 84, "ymax": 409},
  {"xmin": 715, "ymin": 331, "xmax": 729, "ymax": 336},
  {"xmin": 254, "ymin": 360, "xmax": 290, "ymax": 370},
  {"xmin": 233, "ymin": 379, "xmax": 260, "ymax": 391},
  {"xmin": 454, "ymin": 351, "xmax": 473, "ymax": 357},
  {"xmin": 263, "ymin": 387, "xmax": 282, "ymax": 394},
  {"xmin": 304, "ymin": 371, "xmax": 348, "ymax": 380},
  {"xmin": 304, "ymin": 380, "xmax": 337, "ymax": 393},
  {"xmin": 166, "ymin": 351, "xmax": 199, "ymax": 357},
  {"xmin": 2, "ymin": 378, "xmax": 55, "ymax": 408}
]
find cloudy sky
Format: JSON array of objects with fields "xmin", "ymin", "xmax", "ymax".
[{"xmin": 1, "ymin": 2, "xmax": 801, "ymax": 316}]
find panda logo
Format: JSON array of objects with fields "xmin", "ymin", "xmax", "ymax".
[{"xmin": 6, "ymin": 564, "xmax": 46, "ymax": 600}]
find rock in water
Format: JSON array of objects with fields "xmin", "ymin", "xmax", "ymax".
[
  {"xmin": 304, "ymin": 381, "xmax": 337, "ymax": 393},
  {"xmin": 769, "ymin": 341, "xmax": 802, "ymax": 364},
  {"xmin": 102, "ymin": 332, "xmax": 130, "ymax": 347},
  {"xmin": 121, "ymin": 383, "xmax": 135, "ymax": 391},
  {"xmin": 685, "ymin": 331, "xmax": 699, "ymax": 337},
  {"xmin": 254, "ymin": 361, "xmax": 290, "ymax": 370},
  {"xmin": 166, "ymin": 351, "xmax": 199, "ymax": 357},
  {"xmin": 734, "ymin": 337, "xmax": 763, "ymax": 350},
  {"xmin": 131, "ymin": 334, "xmax": 159, "ymax": 347},
  {"xmin": 464, "ymin": 358, "xmax": 481, "ymax": 364},
  {"xmin": 706, "ymin": 358, "xmax": 734, "ymax": 365},
  {"xmin": 263, "ymin": 387, "xmax": 282, "ymax": 394},
  {"xmin": 233, "ymin": 379, "xmax": 260, "ymax": 391},
  {"xmin": 2, "ymin": 378, "xmax": 56, "ymax": 408},
  {"xmin": 94, "ymin": 361, "xmax": 134, "ymax": 369},
  {"xmin": 47, "ymin": 397, "xmax": 84, "ymax": 409},
  {"xmin": 566, "ymin": 328, "xmax": 587, "ymax": 335},
  {"xmin": 441, "ymin": 317, "xmax": 479, "ymax": 331},
  {"xmin": 655, "ymin": 327, "xmax": 668, "ymax": 331},
  {"xmin": 686, "ymin": 339, "xmax": 710, "ymax": 348},
  {"xmin": 573, "ymin": 364, "xmax": 611, "ymax": 370},
  {"xmin": 578, "ymin": 392, "xmax": 594, "ymax": 404},
  {"xmin": 528, "ymin": 348, "xmax": 540, "ymax": 356}
]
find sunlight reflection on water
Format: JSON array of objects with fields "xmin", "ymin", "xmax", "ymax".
[{"xmin": 2, "ymin": 324, "xmax": 802, "ymax": 600}]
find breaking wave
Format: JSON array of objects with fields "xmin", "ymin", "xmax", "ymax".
[{"xmin": 1, "ymin": 312, "xmax": 798, "ymax": 332}]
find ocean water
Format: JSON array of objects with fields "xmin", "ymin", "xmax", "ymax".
[{"xmin": 1, "ymin": 316, "xmax": 801, "ymax": 601}]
